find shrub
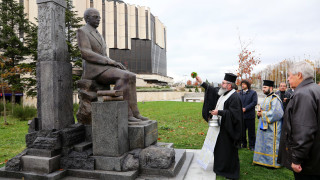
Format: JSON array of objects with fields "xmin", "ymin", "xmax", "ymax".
[
  {"xmin": 13, "ymin": 104, "xmax": 37, "ymax": 121},
  {"xmin": 188, "ymin": 89, "xmax": 192, "ymax": 92},
  {"xmin": 0, "ymin": 101, "xmax": 12, "ymax": 115}
]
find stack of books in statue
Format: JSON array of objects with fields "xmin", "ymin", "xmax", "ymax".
[{"xmin": 97, "ymin": 90, "xmax": 124, "ymax": 102}]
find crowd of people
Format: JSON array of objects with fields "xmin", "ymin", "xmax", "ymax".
[{"xmin": 196, "ymin": 61, "xmax": 320, "ymax": 180}]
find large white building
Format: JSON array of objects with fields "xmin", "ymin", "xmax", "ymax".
[
  {"xmin": 23, "ymin": 0, "xmax": 168, "ymax": 76},
  {"xmin": 17, "ymin": 0, "xmax": 173, "ymax": 106}
]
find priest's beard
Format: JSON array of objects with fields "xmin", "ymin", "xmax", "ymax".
[
  {"xmin": 263, "ymin": 88, "xmax": 270, "ymax": 95},
  {"xmin": 218, "ymin": 87, "xmax": 228, "ymax": 96}
]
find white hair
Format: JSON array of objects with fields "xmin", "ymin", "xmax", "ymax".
[{"xmin": 289, "ymin": 61, "xmax": 314, "ymax": 80}]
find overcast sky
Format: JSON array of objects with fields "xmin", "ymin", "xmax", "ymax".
[{"xmin": 125, "ymin": 0, "xmax": 320, "ymax": 83}]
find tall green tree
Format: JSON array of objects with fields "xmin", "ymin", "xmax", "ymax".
[
  {"xmin": 0, "ymin": 0, "xmax": 33, "ymax": 104},
  {"xmin": 22, "ymin": 21, "xmax": 38, "ymax": 97},
  {"xmin": 65, "ymin": 0, "xmax": 83, "ymax": 90}
]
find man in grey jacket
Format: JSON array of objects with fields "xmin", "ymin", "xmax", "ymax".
[{"xmin": 278, "ymin": 61, "xmax": 320, "ymax": 180}]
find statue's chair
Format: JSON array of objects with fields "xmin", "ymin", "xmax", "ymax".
[{"xmin": 76, "ymin": 79, "xmax": 110, "ymax": 125}]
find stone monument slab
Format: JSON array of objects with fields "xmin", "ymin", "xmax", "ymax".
[
  {"xmin": 92, "ymin": 101, "xmax": 129, "ymax": 157},
  {"xmin": 36, "ymin": 0, "xmax": 73, "ymax": 130},
  {"xmin": 38, "ymin": 61, "xmax": 74, "ymax": 130}
]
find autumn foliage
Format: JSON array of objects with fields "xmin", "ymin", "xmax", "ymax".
[
  {"xmin": 187, "ymin": 80, "xmax": 192, "ymax": 86},
  {"xmin": 236, "ymin": 48, "xmax": 261, "ymax": 85}
]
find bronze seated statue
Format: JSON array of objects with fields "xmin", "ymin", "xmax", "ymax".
[{"xmin": 76, "ymin": 8, "xmax": 148, "ymax": 124}]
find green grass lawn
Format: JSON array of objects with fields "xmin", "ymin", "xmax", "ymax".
[
  {"xmin": 0, "ymin": 116, "xmax": 28, "ymax": 168},
  {"xmin": 0, "ymin": 101, "xmax": 294, "ymax": 179}
]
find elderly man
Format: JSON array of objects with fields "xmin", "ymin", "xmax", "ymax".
[
  {"xmin": 196, "ymin": 73, "xmax": 243, "ymax": 179},
  {"xmin": 278, "ymin": 61, "xmax": 320, "ymax": 180},
  {"xmin": 275, "ymin": 82, "xmax": 292, "ymax": 110},
  {"xmin": 238, "ymin": 80, "xmax": 257, "ymax": 151},
  {"xmin": 77, "ymin": 8, "xmax": 148, "ymax": 123},
  {"xmin": 253, "ymin": 80, "xmax": 283, "ymax": 168}
]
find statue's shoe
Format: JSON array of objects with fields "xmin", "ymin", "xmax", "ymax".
[
  {"xmin": 129, "ymin": 116, "xmax": 142, "ymax": 122},
  {"xmin": 134, "ymin": 114, "xmax": 149, "ymax": 121},
  {"xmin": 128, "ymin": 116, "xmax": 142, "ymax": 125}
]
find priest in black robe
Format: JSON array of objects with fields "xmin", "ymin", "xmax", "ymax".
[{"xmin": 197, "ymin": 73, "xmax": 243, "ymax": 179}]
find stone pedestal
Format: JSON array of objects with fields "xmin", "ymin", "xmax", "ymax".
[
  {"xmin": 128, "ymin": 121, "xmax": 158, "ymax": 150},
  {"xmin": 93, "ymin": 154, "xmax": 127, "ymax": 171},
  {"xmin": 92, "ymin": 101, "xmax": 129, "ymax": 157},
  {"xmin": 22, "ymin": 155, "xmax": 61, "ymax": 174}
]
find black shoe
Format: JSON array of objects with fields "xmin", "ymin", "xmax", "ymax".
[{"xmin": 249, "ymin": 147, "xmax": 254, "ymax": 151}]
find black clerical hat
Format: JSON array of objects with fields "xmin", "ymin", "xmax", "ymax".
[
  {"xmin": 224, "ymin": 73, "xmax": 237, "ymax": 83},
  {"xmin": 263, "ymin": 80, "xmax": 274, "ymax": 87}
]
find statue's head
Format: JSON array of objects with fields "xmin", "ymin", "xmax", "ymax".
[{"xmin": 84, "ymin": 8, "xmax": 101, "ymax": 28}]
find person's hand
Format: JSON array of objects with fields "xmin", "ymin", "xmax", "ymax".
[
  {"xmin": 283, "ymin": 98, "xmax": 287, "ymax": 102},
  {"xmin": 243, "ymin": 108, "xmax": 246, "ymax": 112},
  {"xmin": 210, "ymin": 110, "xmax": 218, "ymax": 115},
  {"xmin": 291, "ymin": 163, "xmax": 302, "ymax": 173},
  {"xmin": 196, "ymin": 76, "xmax": 202, "ymax": 84}
]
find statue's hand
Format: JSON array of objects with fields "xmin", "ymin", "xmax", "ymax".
[
  {"xmin": 116, "ymin": 62, "xmax": 126, "ymax": 70},
  {"xmin": 108, "ymin": 59, "xmax": 117, "ymax": 66},
  {"xmin": 107, "ymin": 59, "xmax": 126, "ymax": 70}
]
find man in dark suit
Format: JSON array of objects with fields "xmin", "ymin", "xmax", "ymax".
[
  {"xmin": 77, "ymin": 8, "xmax": 148, "ymax": 123},
  {"xmin": 238, "ymin": 80, "xmax": 257, "ymax": 151}
]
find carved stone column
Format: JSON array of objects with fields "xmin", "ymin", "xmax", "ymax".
[{"xmin": 37, "ymin": 0, "xmax": 74, "ymax": 130}]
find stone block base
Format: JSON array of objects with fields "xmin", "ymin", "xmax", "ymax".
[
  {"xmin": 74, "ymin": 142, "xmax": 92, "ymax": 152},
  {"xmin": 0, "ymin": 167, "xmax": 67, "ymax": 180},
  {"xmin": 128, "ymin": 120, "xmax": 158, "ymax": 150},
  {"xmin": 27, "ymin": 148, "xmax": 60, "ymax": 158},
  {"xmin": 92, "ymin": 153, "xmax": 127, "ymax": 171},
  {"xmin": 137, "ymin": 151, "xmax": 194, "ymax": 180},
  {"xmin": 67, "ymin": 169, "xmax": 138, "ymax": 180},
  {"xmin": 155, "ymin": 142, "xmax": 174, "ymax": 149},
  {"xmin": 84, "ymin": 125, "xmax": 92, "ymax": 142},
  {"xmin": 22, "ymin": 155, "xmax": 61, "ymax": 174},
  {"xmin": 140, "ymin": 149, "xmax": 186, "ymax": 177}
]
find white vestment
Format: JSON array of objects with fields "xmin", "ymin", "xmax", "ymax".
[{"xmin": 196, "ymin": 89, "xmax": 236, "ymax": 174}]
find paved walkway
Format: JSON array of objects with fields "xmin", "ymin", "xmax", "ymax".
[{"xmin": 185, "ymin": 149, "xmax": 216, "ymax": 180}]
